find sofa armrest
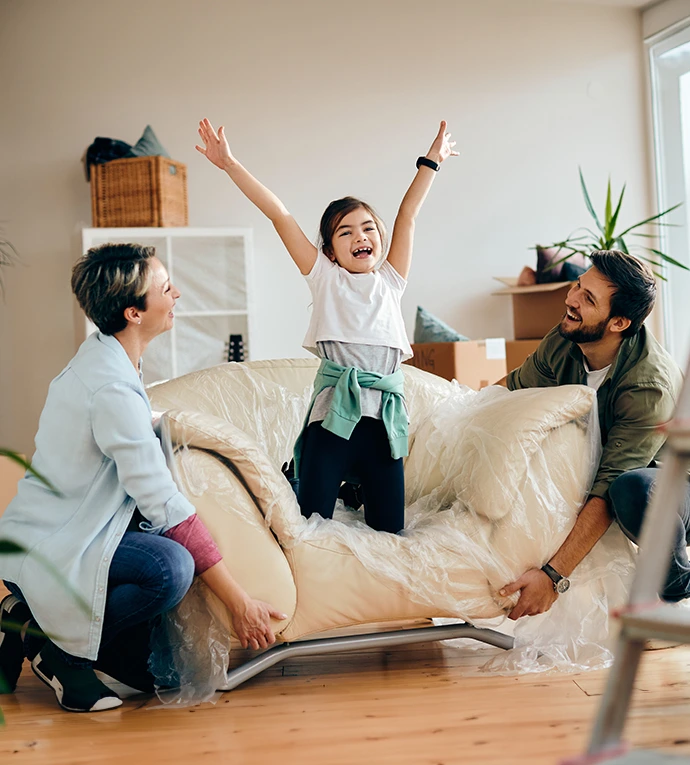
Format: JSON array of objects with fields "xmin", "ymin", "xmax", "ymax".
[
  {"xmin": 162, "ymin": 409, "xmax": 305, "ymax": 545},
  {"xmin": 172, "ymin": 447, "xmax": 297, "ymax": 630}
]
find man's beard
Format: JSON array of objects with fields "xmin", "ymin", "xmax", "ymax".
[{"xmin": 558, "ymin": 314, "xmax": 609, "ymax": 344}]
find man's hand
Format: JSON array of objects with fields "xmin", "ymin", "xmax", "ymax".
[
  {"xmin": 500, "ymin": 568, "xmax": 558, "ymax": 620},
  {"xmin": 229, "ymin": 597, "xmax": 287, "ymax": 650},
  {"xmin": 195, "ymin": 118, "xmax": 235, "ymax": 171}
]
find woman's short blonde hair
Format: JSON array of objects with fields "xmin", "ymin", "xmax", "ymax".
[{"xmin": 71, "ymin": 243, "xmax": 155, "ymax": 335}]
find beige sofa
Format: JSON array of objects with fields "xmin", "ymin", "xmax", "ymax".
[{"xmin": 147, "ymin": 358, "xmax": 599, "ymax": 692}]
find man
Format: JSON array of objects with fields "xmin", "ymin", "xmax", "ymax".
[{"xmin": 497, "ymin": 249, "xmax": 689, "ymax": 619}]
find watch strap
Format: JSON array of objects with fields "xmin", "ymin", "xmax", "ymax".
[
  {"xmin": 541, "ymin": 563, "xmax": 564, "ymax": 584},
  {"xmin": 416, "ymin": 156, "xmax": 440, "ymax": 172}
]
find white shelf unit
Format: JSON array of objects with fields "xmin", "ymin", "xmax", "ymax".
[{"xmin": 81, "ymin": 227, "xmax": 254, "ymax": 385}]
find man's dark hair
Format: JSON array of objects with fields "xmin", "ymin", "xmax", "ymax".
[
  {"xmin": 588, "ymin": 250, "xmax": 656, "ymax": 338},
  {"xmin": 71, "ymin": 243, "xmax": 155, "ymax": 335}
]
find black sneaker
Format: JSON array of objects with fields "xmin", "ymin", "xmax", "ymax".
[
  {"xmin": 281, "ymin": 460, "xmax": 300, "ymax": 497},
  {"xmin": 0, "ymin": 594, "xmax": 31, "ymax": 693},
  {"xmin": 338, "ymin": 482, "xmax": 364, "ymax": 511},
  {"xmin": 31, "ymin": 642, "xmax": 122, "ymax": 712},
  {"xmin": 94, "ymin": 622, "xmax": 155, "ymax": 694}
]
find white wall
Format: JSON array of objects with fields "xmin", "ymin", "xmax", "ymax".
[{"xmin": 0, "ymin": 0, "xmax": 651, "ymax": 455}]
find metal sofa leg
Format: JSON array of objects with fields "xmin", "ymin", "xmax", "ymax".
[{"xmin": 219, "ymin": 622, "xmax": 514, "ymax": 692}]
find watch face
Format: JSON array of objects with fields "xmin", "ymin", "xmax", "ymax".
[{"xmin": 555, "ymin": 578, "xmax": 571, "ymax": 594}]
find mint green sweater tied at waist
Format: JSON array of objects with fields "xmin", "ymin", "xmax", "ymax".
[{"xmin": 293, "ymin": 358, "xmax": 409, "ymax": 479}]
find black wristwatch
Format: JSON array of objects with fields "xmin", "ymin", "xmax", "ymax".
[{"xmin": 541, "ymin": 563, "xmax": 571, "ymax": 594}]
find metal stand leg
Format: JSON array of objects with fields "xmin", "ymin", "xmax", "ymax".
[
  {"xmin": 218, "ymin": 622, "xmax": 514, "ymax": 692},
  {"xmin": 586, "ymin": 636, "xmax": 645, "ymax": 755},
  {"xmin": 577, "ymin": 348, "xmax": 690, "ymax": 762}
]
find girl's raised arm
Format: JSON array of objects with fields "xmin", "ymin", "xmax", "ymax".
[
  {"xmin": 386, "ymin": 121, "xmax": 458, "ymax": 280},
  {"xmin": 196, "ymin": 119, "xmax": 317, "ymax": 275}
]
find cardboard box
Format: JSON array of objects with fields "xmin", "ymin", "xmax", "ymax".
[
  {"xmin": 493, "ymin": 278, "xmax": 572, "ymax": 340},
  {"xmin": 506, "ymin": 339, "xmax": 541, "ymax": 373},
  {"xmin": 405, "ymin": 339, "xmax": 507, "ymax": 388}
]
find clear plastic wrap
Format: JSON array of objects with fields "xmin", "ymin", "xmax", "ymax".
[
  {"xmin": 148, "ymin": 363, "xmax": 636, "ymax": 705},
  {"xmin": 148, "ymin": 579, "xmax": 230, "ymax": 707}
]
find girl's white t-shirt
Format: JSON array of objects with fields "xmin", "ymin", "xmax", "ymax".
[{"xmin": 302, "ymin": 253, "xmax": 413, "ymax": 360}]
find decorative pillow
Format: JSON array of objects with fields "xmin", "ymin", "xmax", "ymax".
[
  {"xmin": 414, "ymin": 306, "xmax": 469, "ymax": 344},
  {"xmin": 535, "ymin": 246, "xmax": 587, "ymax": 284},
  {"xmin": 130, "ymin": 125, "xmax": 170, "ymax": 158}
]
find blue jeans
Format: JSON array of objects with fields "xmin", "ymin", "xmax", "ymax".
[
  {"xmin": 609, "ymin": 468, "xmax": 690, "ymax": 602},
  {"xmin": 5, "ymin": 530, "xmax": 194, "ymax": 666}
]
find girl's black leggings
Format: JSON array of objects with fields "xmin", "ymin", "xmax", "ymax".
[{"xmin": 297, "ymin": 417, "xmax": 405, "ymax": 534}]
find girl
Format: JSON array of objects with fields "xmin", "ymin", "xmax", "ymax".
[{"xmin": 196, "ymin": 118, "xmax": 457, "ymax": 534}]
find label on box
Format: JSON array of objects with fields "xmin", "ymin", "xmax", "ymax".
[{"xmin": 485, "ymin": 338, "xmax": 506, "ymax": 360}]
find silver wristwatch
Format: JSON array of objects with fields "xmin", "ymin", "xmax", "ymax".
[{"xmin": 541, "ymin": 563, "xmax": 571, "ymax": 594}]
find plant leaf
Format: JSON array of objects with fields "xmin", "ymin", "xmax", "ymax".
[
  {"xmin": 579, "ymin": 167, "xmax": 604, "ymax": 234},
  {"xmin": 613, "ymin": 236, "xmax": 630, "ymax": 254},
  {"xmin": 604, "ymin": 177, "xmax": 613, "ymax": 238},
  {"xmin": 617, "ymin": 202, "xmax": 683, "ymax": 237},
  {"xmin": 609, "ymin": 184, "xmax": 626, "ymax": 238},
  {"xmin": 645, "ymin": 247, "xmax": 690, "ymax": 271},
  {"xmin": 0, "ymin": 449, "xmax": 61, "ymax": 495},
  {"xmin": 0, "ymin": 235, "xmax": 19, "ymax": 300},
  {"xmin": 542, "ymin": 251, "xmax": 589, "ymax": 270},
  {"xmin": 0, "ymin": 539, "xmax": 24, "ymax": 554},
  {"xmin": 632, "ymin": 253, "xmax": 667, "ymax": 280}
]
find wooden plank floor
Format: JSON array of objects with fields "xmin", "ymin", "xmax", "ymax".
[{"xmin": 1, "ymin": 637, "xmax": 690, "ymax": 765}]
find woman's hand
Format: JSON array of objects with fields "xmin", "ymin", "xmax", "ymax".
[
  {"xmin": 229, "ymin": 596, "xmax": 287, "ymax": 650},
  {"xmin": 425, "ymin": 120, "xmax": 458, "ymax": 165},
  {"xmin": 195, "ymin": 118, "xmax": 235, "ymax": 171}
]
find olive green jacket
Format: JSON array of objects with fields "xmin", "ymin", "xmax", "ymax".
[{"xmin": 507, "ymin": 326, "xmax": 683, "ymax": 500}]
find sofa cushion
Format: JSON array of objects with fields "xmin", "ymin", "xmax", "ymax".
[{"xmin": 405, "ymin": 384, "xmax": 596, "ymax": 521}]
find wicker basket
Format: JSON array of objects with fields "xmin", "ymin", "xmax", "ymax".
[{"xmin": 90, "ymin": 156, "xmax": 188, "ymax": 227}]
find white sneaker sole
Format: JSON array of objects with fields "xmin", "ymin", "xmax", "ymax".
[
  {"xmin": 32, "ymin": 653, "xmax": 122, "ymax": 712},
  {"xmin": 0, "ymin": 595, "xmax": 23, "ymax": 646}
]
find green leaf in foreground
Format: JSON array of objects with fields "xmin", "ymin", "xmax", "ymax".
[{"xmin": 0, "ymin": 449, "xmax": 61, "ymax": 496}]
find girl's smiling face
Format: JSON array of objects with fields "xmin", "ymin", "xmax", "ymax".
[{"xmin": 327, "ymin": 207, "xmax": 382, "ymax": 274}]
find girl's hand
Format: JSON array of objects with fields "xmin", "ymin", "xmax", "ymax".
[
  {"xmin": 195, "ymin": 118, "xmax": 235, "ymax": 171},
  {"xmin": 425, "ymin": 120, "xmax": 458, "ymax": 165},
  {"xmin": 229, "ymin": 596, "xmax": 287, "ymax": 650}
]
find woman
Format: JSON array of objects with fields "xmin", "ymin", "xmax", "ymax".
[{"xmin": 0, "ymin": 243, "xmax": 286, "ymax": 712}]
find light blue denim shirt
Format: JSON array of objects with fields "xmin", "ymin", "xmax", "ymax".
[{"xmin": 0, "ymin": 332, "xmax": 195, "ymax": 660}]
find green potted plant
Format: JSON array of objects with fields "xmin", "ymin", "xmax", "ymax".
[
  {"xmin": 537, "ymin": 169, "xmax": 689, "ymax": 281},
  {"xmin": 0, "ymin": 231, "xmax": 18, "ymax": 297},
  {"xmin": 0, "ymin": 232, "xmax": 28, "ymax": 476}
]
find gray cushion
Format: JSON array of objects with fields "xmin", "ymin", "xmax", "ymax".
[
  {"xmin": 130, "ymin": 125, "xmax": 170, "ymax": 158},
  {"xmin": 413, "ymin": 306, "xmax": 469, "ymax": 344}
]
